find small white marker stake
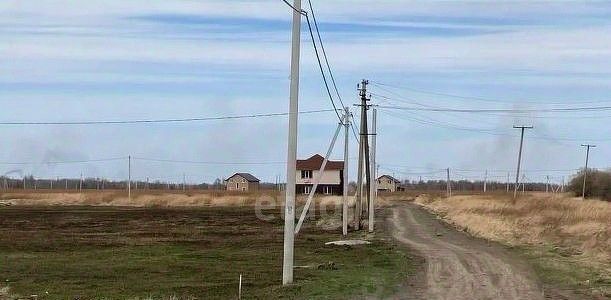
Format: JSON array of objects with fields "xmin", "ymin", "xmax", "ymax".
[{"xmin": 238, "ymin": 274, "xmax": 242, "ymax": 300}]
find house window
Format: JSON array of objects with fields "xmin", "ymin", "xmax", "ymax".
[
  {"xmin": 301, "ymin": 170, "xmax": 312, "ymax": 179},
  {"xmin": 324, "ymin": 186, "xmax": 332, "ymax": 194},
  {"xmin": 304, "ymin": 186, "xmax": 312, "ymax": 194}
]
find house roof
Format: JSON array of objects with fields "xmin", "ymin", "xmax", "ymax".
[
  {"xmin": 296, "ymin": 154, "xmax": 344, "ymax": 171},
  {"xmin": 378, "ymin": 175, "xmax": 401, "ymax": 183},
  {"xmin": 226, "ymin": 173, "xmax": 260, "ymax": 182}
]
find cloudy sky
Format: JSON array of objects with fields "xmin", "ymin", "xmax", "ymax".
[{"xmin": 1, "ymin": 0, "xmax": 610, "ymax": 184}]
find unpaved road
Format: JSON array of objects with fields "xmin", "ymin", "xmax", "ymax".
[{"xmin": 388, "ymin": 203, "xmax": 546, "ymax": 300}]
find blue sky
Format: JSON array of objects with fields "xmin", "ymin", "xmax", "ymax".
[{"xmin": 1, "ymin": 0, "xmax": 610, "ymax": 184}]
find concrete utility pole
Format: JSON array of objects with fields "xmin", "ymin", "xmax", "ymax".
[
  {"xmin": 369, "ymin": 108, "xmax": 377, "ymax": 233},
  {"xmin": 561, "ymin": 176, "xmax": 565, "ymax": 193},
  {"xmin": 355, "ymin": 79, "xmax": 371, "ymax": 230},
  {"xmin": 342, "ymin": 108, "xmax": 350, "ymax": 236},
  {"xmin": 580, "ymin": 144, "xmax": 596, "ymax": 199},
  {"xmin": 546, "ymin": 175, "xmax": 550, "ymax": 193},
  {"xmin": 446, "ymin": 168, "xmax": 452, "ymax": 197},
  {"xmin": 283, "ymin": 0, "xmax": 301, "ymax": 286},
  {"xmin": 483, "ymin": 170, "xmax": 488, "ymax": 193},
  {"xmin": 513, "ymin": 126, "xmax": 533, "ymax": 198},
  {"xmin": 506, "ymin": 172, "xmax": 510, "ymax": 193},
  {"xmin": 183, "ymin": 173, "xmax": 186, "ymax": 191},
  {"xmin": 128, "ymin": 156, "xmax": 131, "ymax": 201},
  {"xmin": 80, "ymin": 173, "xmax": 83, "ymax": 192}
]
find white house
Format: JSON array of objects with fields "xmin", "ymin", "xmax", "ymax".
[{"xmin": 296, "ymin": 154, "xmax": 344, "ymax": 195}]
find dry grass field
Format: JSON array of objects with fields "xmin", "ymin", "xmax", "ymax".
[
  {"xmin": 0, "ymin": 189, "xmax": 359, "ymax": 208},
  {"xmin": 413, "ymin": 192, "xmax": 611, "ymax": 298}
]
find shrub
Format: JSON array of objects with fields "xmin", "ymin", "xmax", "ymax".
[{"xmin": 568, "ymin": 169, "xmax": 611, "ymax": 201}]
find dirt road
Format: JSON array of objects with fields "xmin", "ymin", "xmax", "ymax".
[{"xmin": 389, "ymin": 203, "xmax": 545, "ymax": 300}]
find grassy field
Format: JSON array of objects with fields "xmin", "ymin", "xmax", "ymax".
[
  {"xmin": 414, "ymin": 193, "xmax": 611, "ymax": 298},
  {"xmin": 0, "ymin": 205, "xmax": 414, "ymax": 299}
]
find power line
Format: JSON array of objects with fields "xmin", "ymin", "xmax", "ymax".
[
  {"xmin": 304, "ymin": 14, "xmax": 342, "ymax": 122},
  {"xmin": 0, "ymin": 157, "xmax": 127, "ymax": 165},
  {"xmin": 378, "ymin": 105, "xmax": 611, "ymax": 113},
  {"xmin": 371, "ymin": 81, "xmax": 611, "ymax": 105},
  {"xmin": 306, "ymin": 0, "xmax": 345, "ymax": 110},
  {"xmin": 280, "ymin": 0, "xmax": 306, "ymax": 15},
  {"xmin": 0, "ymin": 109, "xmax": 336, "ymax": 126},
  {"xmin": 379, "ymin": 109, "xmax": 611, "ymax": 142},
  {"xmin": 133, "ymin": 157, "xmax": 285, "ymax": 165}
]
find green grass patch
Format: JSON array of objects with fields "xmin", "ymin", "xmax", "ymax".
[
  {"xmin": 0, "ymin": 206, "xmax": 414, "ymax": 299},
  {"xmin": 513, "ymin": 245, "xmax": 611, "ymax": 299}
]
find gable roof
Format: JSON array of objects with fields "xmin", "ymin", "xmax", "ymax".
[
  {"xmin": 296, "ymin": 154, "xmax": 344, "ymax": 171},
  {"xmin": 226, "ymin": 173, "xmax": 260, "ymax": 182},
  {"xmin": 378, "ymin": 175, "xmax": 401, "ymax": 183}
]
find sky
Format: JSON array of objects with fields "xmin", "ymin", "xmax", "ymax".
[{"xmin": 1, "ymin": 0, "xmax": 610, "ymax": 185}]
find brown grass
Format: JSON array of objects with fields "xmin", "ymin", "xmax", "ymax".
[
  {"xmin": 0, "ymin": 189, "xmax": 358, "ymax": 208},
  {"xmin": 413, "ymin": 192, "xmax": 610, "ymax": 273}
]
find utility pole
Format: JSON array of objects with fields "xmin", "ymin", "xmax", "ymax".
[
  {"xmin": 546, "ymin": 175, "xmax": 550, "ymax": 193},
  {"xmin": 283, "ymin": 0, "xmax": 301, "ymax": 286},
  {"xmin": 128, "ymin": 156, "xmax": 131, "ymax": 201},
  {"xmin": 342, "ymin": 108, "xmax": 350, "ymax": 236},
  {"xmin": 506, "ymin": 172, "xmax": 510, "ymax": 193},
  {"xmin": 446, "ymin": 168, "xmax": 452, "ymax": 197},
  {"xmin": 513, "ymin": 126, "xmax": 533, "ymax": 198},
  {"xmin": 369, "ymin": 108, "xmax": 377, "ymax": 233},
  {"xmin": 483, "ymin": 170, "xmax": 488, "ymax": 193},
  {"xmin": 581, "ymin": 144, "xmax": 596, "ymax": 199},
  {"xmin": 183, "ymin": 173, "xmax": 186, "ymax": 191},
  {"xmin": 79, "ymin": 173, "xmax": 83, "ymax": 192},
  {"xmin": 355, "ymin": 79, "xmax": 371, "ymax": 230},
  {"xmin": 561, "ymin": 176, "xmax": 565, "ymax": 193}
]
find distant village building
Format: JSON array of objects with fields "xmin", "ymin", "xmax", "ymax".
[
  {"xmin": 296, "ymin": 154, "xmax": 344, "ymax": 195},
  {"xmin": 377, "ymin": 175, "xmax": 404, "ymax": 192},
  {"xmin": 225, "ymin": 173, "xmax": 260, "ymax": 192}
]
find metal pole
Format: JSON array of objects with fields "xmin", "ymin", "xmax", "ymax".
[
  {"xmin": 513, "ymin": 126, "xmax": 532, "ymax": 198},
  {"xmin": 283, "ymin": 0, "xmax": 301, "ymax": 285},
  {"xmin": 342, "ymin": 108, "xmax": 349, "ymax": 236},
  {"xmin": 581, "ymin": 144, "xmax": 595, "ymax": 199}
]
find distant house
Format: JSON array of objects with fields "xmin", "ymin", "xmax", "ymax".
[
  {"xmin": 225, "ymin": 173, "xmax": 260, "ymax": 192},
  {"xmin": 296, "ymin": 154, "xmax": 344, "ymax": 195},
  {"xmin": 377, "ymin": 175, "xmax": 403, "ymax": 192}
]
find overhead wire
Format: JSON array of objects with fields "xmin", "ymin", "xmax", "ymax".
[
  {"xmin": 0, "ymin": 157, "xmax": 128, "ymax": 165},
  {"xmin": 0, "ymin": 109, "xmax": 336, "ymax": 126},
  {"xmin": 371, "ymin": 81, "xmax": 611, "ymax": 105}
]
